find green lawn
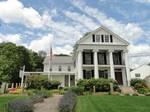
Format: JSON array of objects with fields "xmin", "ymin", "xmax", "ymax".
[
  {"xmin": 75, "ymin": 95, "xmax": 150, "ymax": 112},
  {"xmin": 0, "ymin": 94, "xmax": 27, "ymax": 112}
]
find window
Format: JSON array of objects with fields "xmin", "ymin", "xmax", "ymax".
[
  {"xmin": 98, "ymin": 52, "xmax": 107, "ymax": 65},
  {"xmin": 96, "ymin": 35, "xmax": 100, "ymax": 42},
  {"xmin": 110, "ymin": 35, "xmax": 113, "ymax": 42},
  {"xmin": 101, "ymin": 35, "xmax": 104, "ymax": 42},
  {"xmin": 50, "ymin": 67, "xmax": 52, "ymax": 71},
  {"xmin": 83, "ymin": 51, "xmax": 93, "ymax": 64},
  {"xmin": 83, "ymin": 70, "xmax": 94, "ymax": 79},
  {"xmin": 113, "ymin": 52, "xmax": 122, "ymax": 65},
  {"xmin": 105, "ymin": 35, "xmax": 109, "ymax": 42},
  {"xmin": 68, "ymin": 66, "xmax": 71, "ymax": 71},
  {"xmin": 99, "ymin": 70, "xmax": 108, "ymax": 78},
  {"xmin": 135, "ymin": 73, "xmax": 140, "ymax": 77},
  {"xmin": 58, "ymin": 66, "xmax": 62, "ymax": 71},
  {"xmin": 92, "ymin": 34, "xmax": 95, "ymax": 42}
]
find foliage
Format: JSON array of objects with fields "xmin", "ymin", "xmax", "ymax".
[
  {"xmin": 131, "ymin": 79, "xmax": 149, "ymax": 94},
  {"xmin": 0, "ymin": 42, "xmax": 44, "ymax": 83},
  {"xmin": 7, "ymin": 98, "xmax": 33, "ymax": 112},
  {"xmin": 26, "ymin": 75, "xmax": 60, "ymax": 90},
  {"xmin": 59, "ymin": 91, "xmax": 77, "ymax": 112},
  {"xmin": 77, "ymin": 78, "xmax": 119, "ymax": 92},
  {"xmin": 69, "ymin": 86, "xmax": 84, "ymax": 95}
]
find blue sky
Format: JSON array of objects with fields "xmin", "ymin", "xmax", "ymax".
[{"xmin": 0, "ymin": 0, "xmax": 150, "ymax": 67}]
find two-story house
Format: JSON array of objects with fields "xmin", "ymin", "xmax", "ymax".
[{"xmin": 43, "ymin": 26, "xmax": 131, "ymax": 87}]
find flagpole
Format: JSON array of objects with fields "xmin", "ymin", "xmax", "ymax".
[{"xmin": 48, "ymin": 41, "xmax": 51, "ymax": 80}]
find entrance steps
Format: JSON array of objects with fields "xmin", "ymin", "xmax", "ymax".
[{"xmin": 120, "ymin": 86, "xmax": 137, "ymax": 95}]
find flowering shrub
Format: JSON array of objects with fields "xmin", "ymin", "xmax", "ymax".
[
  {"xmin": 7, "ymin": 99, "xmax": 33, "ymax": 112},
  {"xmin": 59, "ymin": 91, "xmax": 77, "ymax": 112}
]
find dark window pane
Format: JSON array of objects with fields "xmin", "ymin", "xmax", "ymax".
[
  {"xmin": 98, "ymin": 52, "xmax": 107, "ymax": 65},
  {"xmin": 83, "ymin": 51, "xmax": 93, "ymax": 64},
  {"xmin": 113, "ymin": 52, "xmax": 122, "ymax": 65},
  {"xmin": 99, "ymin": 70, "xmax": 108, "ymax": 78},
  {"xmin": 83, "ymin": 70, "xmax": 94, "ymax": 79}
]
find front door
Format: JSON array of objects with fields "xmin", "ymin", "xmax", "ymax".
[{"xmin": 115, "ymin": 70, "xmax": 123, "ymax": 85}]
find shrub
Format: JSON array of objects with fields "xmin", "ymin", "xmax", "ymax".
[
  {"xmin": 34, "ymin": 90, "xmax": 52, "ymax": 98},
  {"xmin": 7, "ymin": 99, "xmax": 33, "ymax": 112},
  {"xmin": 69, "ymin": 86, "xmax": 84, "ymax": 95},
  {"xmin": 30, "ymin": 94, "xmax": 44, "ymax": 104},
  {"xmin": 26, "ymin": 75, "xmax": 60, "ymax": 90},
  {"xmin": 131, "ymin": 79, "xmax": 149, "ymax": 94},
  {"xmin": 59, "ymin": 91, "xmax": 77, "ymax": 112},
  {"xmin": 77, "ymin": 78, "xmax": 119, "ymax": 92}
]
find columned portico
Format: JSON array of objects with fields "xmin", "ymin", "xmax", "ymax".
[
  {"xmin": 78, "ymin": 50, "xmax": 83, "ymax": 79},
  {"xmin": 94, "ymin": 49, "xmax": 99, "ymax": 79},
  {"xmin": 109, "ymin": 50, "xmax": 115, "ymax": 80}
]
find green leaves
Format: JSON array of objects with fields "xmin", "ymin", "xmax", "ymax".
[{"xmin": 0, "ymin": 42, "xmax": 45, "ymax": 83}]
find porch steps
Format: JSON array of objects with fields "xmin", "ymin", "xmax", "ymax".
[{"xmin": 120, "ymin": 86, "xmax": 137, "ymax": 95}]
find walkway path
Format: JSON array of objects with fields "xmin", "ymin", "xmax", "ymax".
[{"xmin": 34, "ymin": 95, "xmax": 63, "ymax": 112}]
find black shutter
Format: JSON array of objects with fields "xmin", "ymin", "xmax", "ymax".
[
  {"xmin": 91, "ymin": 52, "xmax": 93, "ymax": 64},
  {"xmin": 110, "ymin": 35, "xmax": 113, "ymax": 42},
  {"xmin": 101, "ymin": 35, "xmax": 104, "ymax": 42},
  {"xmin": 104, "ymin": 52, "xmax": 107, "ymax": 64},
  {"xmin": 119, "ymin": 52, "xmax": 122, "ymax": 65},
  {"xmin": 83, "ymin": 52, "xmax": 85, "ymax": 64},
  {"xmin": 83, "ymin": 70, "xmax": 86, "ymax": 79},
  {"xmin": 92, "ymin": 34, "xmax": 95, "ymax": 42},
  {"xmin": 92, "ymin": 70, "xmax": 94, "ymax": 78}
]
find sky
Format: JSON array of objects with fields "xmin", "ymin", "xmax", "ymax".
[{"xmin": 0, "ymin": 0, "xmax": 150, "ymax": 68}]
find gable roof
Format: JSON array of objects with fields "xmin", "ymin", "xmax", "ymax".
[
  {"xmin": 75, "ymin": 25, "xmax": 129, "ymax": 45},
  {"xmin": 43, "ymin": 55, "xmax": 73, "ymax": 64}
]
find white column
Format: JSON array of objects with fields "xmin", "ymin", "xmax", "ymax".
[
  {"xmin": 78, "ymin": 50, "xmax": 83, "ymax": 79},
  {"xmin": 124, "ymin": 50, "xmax": 131, "ymax": 86},
  {"xmin": 109, "ymin": 50, "xmax": 115, "ymax": 80},
  {"xmin": 94, "ymin": 50, "xmax": 99, "ymax": 79},
  {"xmin": 122, "ymin": 68, "xmax": 127, "ymax": 86},
  {"xmin": 68, "ymin": 75, "xmax": 71, "ymax": 87}
]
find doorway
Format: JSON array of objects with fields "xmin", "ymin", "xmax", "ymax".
[{"xmin": 115, "ymin": 69, "xmax": 123, "ymax": 85}]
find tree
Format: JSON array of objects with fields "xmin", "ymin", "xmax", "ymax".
[{"xmin": 0, "ymin": 42, "xmax": 44, "ymax": 83}]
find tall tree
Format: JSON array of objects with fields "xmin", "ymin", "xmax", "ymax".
[{"xmin": 0, "ymin": 42, "xmax": 44, "ymax": 83}]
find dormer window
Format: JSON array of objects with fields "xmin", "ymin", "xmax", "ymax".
[
  {"xmin": 105, "ymin": 35, "xmax": 109, "ymax": 42},
  {"xmin": 58, "ymin": 66, "xmax": 62, "ymax": 71},
  {"xmin": 96, "ymin": 35, "xmax": 100, "ymax": 42},
  {"xmin": 68, "ymin": 66, "xmax": 71, "ymax": 71}
]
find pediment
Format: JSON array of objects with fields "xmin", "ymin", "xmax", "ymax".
[{"xmin": 77, "ymin": 26, "xmax": 129, "ymax": 45}]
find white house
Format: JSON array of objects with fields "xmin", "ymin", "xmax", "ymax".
[
  {"xmin": 43, "ymin": 26, "xmax": 131, "ymax": 87},
  {"xmin": 131, "ymin": 64, "xmax": 150, "ymax": 79}
]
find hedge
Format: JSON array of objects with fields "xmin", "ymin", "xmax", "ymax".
[
  {"xmin": 26, "ymin": 75, "xmax": 60, "ymax": 90},
  {"xmin": 77, "ymin": 78, "xmax": 119, "ymax": 92}
]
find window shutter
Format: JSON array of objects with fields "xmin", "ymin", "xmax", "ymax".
[
  {"xmin": 83, "ymin": 52, "xmax": 85, "ymax": 64},
  {"xmin": 92, "ymin": 34, "xmax": 95, "ymax": 42},
  {"xmin": 101, "ymin": 35, "xmax": 104, "ymax": 42},
  {"xmin": 110, "ymin": 35, "xmax": 113, "ymax": 42}
]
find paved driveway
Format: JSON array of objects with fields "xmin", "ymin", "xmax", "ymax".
[{"xmin": 34, "ymin": 95, "xmax": 63, "ymax": 112}]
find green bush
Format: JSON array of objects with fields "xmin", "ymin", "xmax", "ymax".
[
  {"xmin": 131, "ymin": 78, "xmax": 149, "ymax": 94},
  {"xmin": 26, "ymin": 75, "xmax": 60, "ymax": 90},
  {"xmin": 77, "ymin": 78, "xmax": 119, "ymax": 92},
  {"xmin": 69, "ymin": 86, "xmax": 84, "ymax": 95}
]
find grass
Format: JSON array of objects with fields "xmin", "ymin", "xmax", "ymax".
[
  {"xmin": 75, "ymin": 95, "xmax": 150, "ymax": 112},
  {"xmin": 0, "ymin": 94, "xmax": 27, "ymax": 112}
]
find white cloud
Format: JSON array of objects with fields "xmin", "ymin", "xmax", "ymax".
[
  {"xmin": 54, "ymin": 45, "xmax": 73, "ymax": 55},
  {"xmin": 28, "ymin": 34, "xmax": 53, "ymax": 52},
  {"xmin": 0, "ymin": 33, "xmax": 21, "ymax": 43},
  {"xmin": 0, "ymin": 0, "xmax": 44, "ymax": 28},
  {"xmin": 64, "ymin": 11, "xmax": 98, "ymax": 30},
  {"xmin": 134, "ymin": 0, "xmax": 150, "ymax": 3},
  {"xmin": 71, "ymin": 0, "xmax": 144, "ymax": 41},
  {"xmin": 129, "ymin": 44, "xmax": 150, "ymax": 68}
]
